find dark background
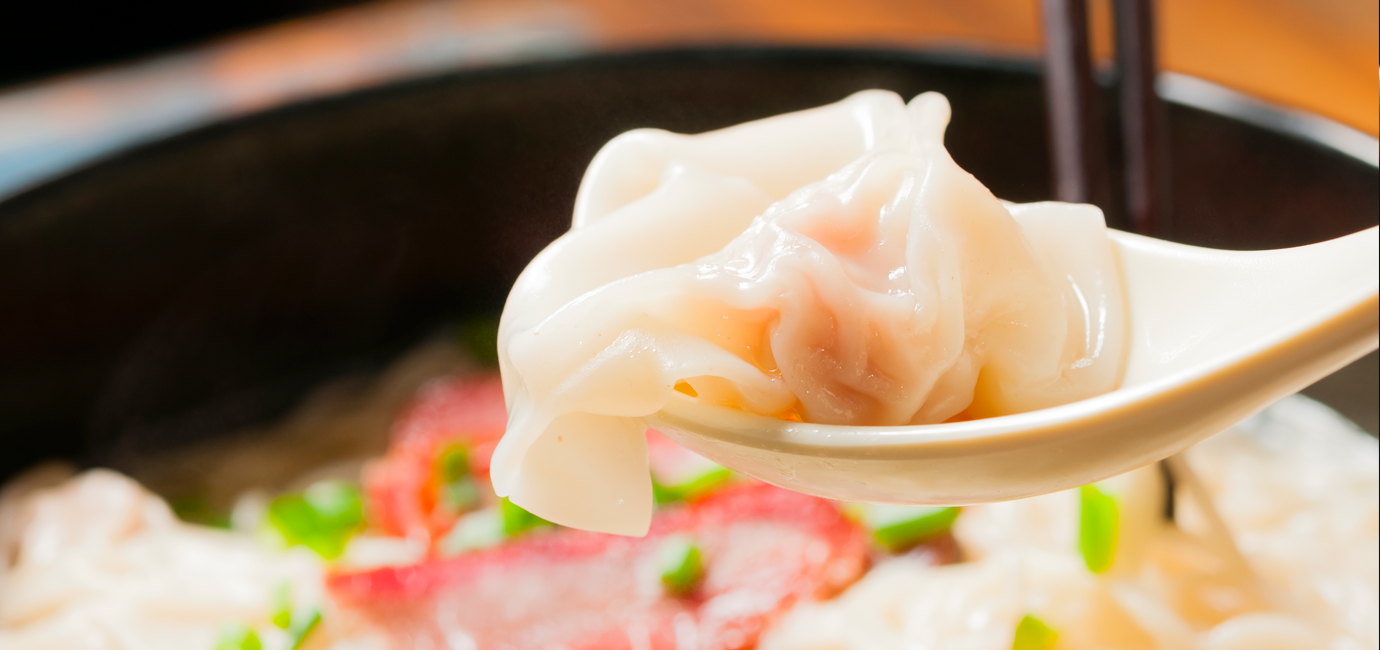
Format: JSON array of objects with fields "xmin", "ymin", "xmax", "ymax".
[{"xmin": 0, "ymin": 1, "xmax": 364, "ymax": 88}]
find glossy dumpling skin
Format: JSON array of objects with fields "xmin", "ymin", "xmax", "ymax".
[{"xmin": 493, "ymin": 91, "xmax": 1126, "ymax": 536}]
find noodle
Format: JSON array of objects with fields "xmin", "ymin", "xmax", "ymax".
[{"xmin": 758, "ymin": 395, "xmax": 1378, "ymax": 650}]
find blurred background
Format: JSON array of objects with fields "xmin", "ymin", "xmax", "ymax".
[
  {"xmin": 1, "ymin": 0, "xmax": 1375, "ymax": 202},
  {"xmin": 0, "ymin": 0, "xmax": 1376, "ymax": 492}
]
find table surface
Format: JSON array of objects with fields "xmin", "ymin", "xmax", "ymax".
[{"xmin": 0, "ymin": 0, "xmax": 1375, "ymax": 200}]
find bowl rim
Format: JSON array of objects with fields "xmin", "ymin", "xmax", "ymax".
[{"xmin": 0, "ymin": 45, "xmax": 1374, "ymax": 215}]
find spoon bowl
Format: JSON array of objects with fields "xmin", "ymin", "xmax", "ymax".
[{"xmin": 647, "ymin": 227, "xmax": 1379, "ymax": 505}]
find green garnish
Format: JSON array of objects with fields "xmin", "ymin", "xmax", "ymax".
[
  {"xmin": 437, "ymin": 507, "xmax": 506, "ymax": 556},
  {"xmin": 652, "ymin": 465, "xmax": 733, "ymax": 504},
  {"xmin": 459, "ymin": 315, "xmax": 501, "ymax": 367},
  {"xmin": 435, "ymin": 444, "xmax": 470, "ymax": 483},
  {"xmin": 270, "ymin": 583, "xmax": 292, "ymax": 629},
  {"xmin": 214, "ymin": 624, "xmax": 262, "ymax": 650},
  {"xmin": 171, "ymin": 495, "xmax": 231, "ymax": 528},
  {"xmin": 500, "ymin": 497, "xmax": 553, "ymax": 537},
  {"xmin": 856, "ymin": 505, "xmax": 960, "ymax": 552},
  {"xmin": 267, "ymin": 481, "xmax": 366, "ymax": 560},
  {"xmin": 220, "ymin": 585, "xmax": 322, "ymax": 650},
  {"xmin": 651, "ymin": 481, "xmax": 679, "ymax": 505},
  {"xmin": 434, "ymin": 444, "xmax": 481, "ymax": 512},
  {"xmin": 287, "ymin": 609, "xmax": 322, "ymax": 650},
  {"xmin": 1012, "ymin": 614, "xmax": 1058, "ymax": 650},
  {"xmin": 1079, "ymin": 483, "xmax": 1120, "ymax": 574},
  {"xmin": 440, "ymin": 477, "xmax": 481, "ymax": 512},
  {"xmin": 657, "ymin": 534, "xmax": 704, "ymax": 596}
]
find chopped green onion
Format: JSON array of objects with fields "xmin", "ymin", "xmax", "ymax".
[
  {"xmin": 214, "ymin": 624, "xmax": 262, "ymax": 650},
  {"xmin": 657, "ymin": 534, "xmax": 704, "ymax": 596},
  {"xmin": 267, "ymin": 481, "xmax": 365, "ymax": 560},
  {"xmin": 856, "ymin": 505, "xmax": 960, "ymax": 552},
  {"xmin": 651, "ymin": 480, "xmax": 680, "ymax": 505},
  {"xmin": 435, "ymin": 444, "xmax": 471, "ymax": 483},
  {"xmin": 652, "ymin": 465, "xmax": 733, "ymax": 504},
  {"xmin": 439, "ymin": 477, "xmax": 482, "ymax": 512},
  {"xmin": 459, "ymin": 315, "xmax": 501, "ymax": 367},
  {"xmin": 303, "ymin": 481, "xmax": 365, "ymax": 526},
  {"xmin": 287, "ymin": 609, "xmax": 322, "ymax": 650},
  {"xmin": 433, "ymin": 444, "xmax": 481, "ymax": 512},
  {"xmin": 171, "ymin": 495, "xmax": 231, "ymax": 528},
  {"xmin": 1079, "ymin": 483, "xmax": 1120, "ymax": 574},
  {"xmin": 500, "ymin": 497, "xmax": 553, "ymax": 537},
  {"xmin": 267, "ymin": 498, "xmax": 319, "ymax": 546},
  {"xmin": 270, "ymin": 583, "xmax": 292, "ymax": 629},
  {"xmin": 1012, "ymin": 614, "xmax": 1058, "ymax": 650},
  {"xmin": 437, "ymin": 507, "xmax": 506, "ymax": 556}
]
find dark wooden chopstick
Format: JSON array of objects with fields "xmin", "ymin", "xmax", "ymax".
[
  {"xmin": 1040, "ymin": 0, "xmax": 1110, "ymax": 210},
  {"xmin": 1114, "ymin": 0, "xmax": 1168, "ymax": 237},
  {"xmin": 1041, "ymin": 0, "xmax": 1168, "ymax": 237}
]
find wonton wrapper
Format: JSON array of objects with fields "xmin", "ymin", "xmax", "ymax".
[{"xmin": 493, "ymin": 91, "xmax": 1125, "ymax": 535}]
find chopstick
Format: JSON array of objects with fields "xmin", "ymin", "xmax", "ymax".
[
  {"xmin": 1114, "ymin": 0, "xmax": 1168, "ymax": 237},
  {"xmin": 1039, "ymin": 0, "xmax": 1109, "ymax": 210},
  {"xmin": 1040, "ymin": 0, "xmax": 1168, "ymax": 237}
]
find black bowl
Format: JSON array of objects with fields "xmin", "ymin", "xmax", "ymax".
[{"xmin": 1, "ymin": 47, "xmax": 1375, "ymax": 484}]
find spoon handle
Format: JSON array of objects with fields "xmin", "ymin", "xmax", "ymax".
[{"xmin": 1114, "ymin": 227, "xmax": 1379, "ymax": 389}]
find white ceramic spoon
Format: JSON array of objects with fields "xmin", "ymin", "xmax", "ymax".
[{"xmin": 647, "ymin": 227, "xmax": 1379, "ymax": 505}]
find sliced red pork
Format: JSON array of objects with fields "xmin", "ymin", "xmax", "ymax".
[{"xmin": 331, "ymin": 483, "xmax": 869, "ymax": 650}]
